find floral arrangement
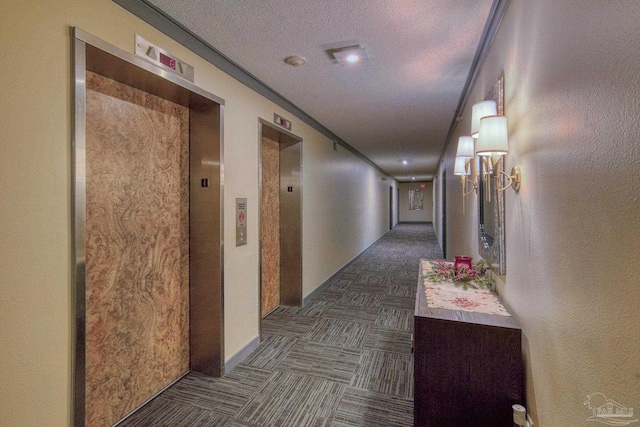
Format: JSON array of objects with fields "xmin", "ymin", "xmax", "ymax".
[{"xmin": 424, "ymin": 259, "xmax": 495, "ymax": 290}]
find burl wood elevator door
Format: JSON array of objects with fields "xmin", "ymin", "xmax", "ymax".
[
  {"xmin": 73, "ymin": 29, "xmax": 224, "ymax": 427},
  {"xmin": 85, "ymin": 70, "xmax": 190, "ymax": 427},
  {"xmin": 259, "ymin": 120, "xmax": 302, "ymax": 318}
]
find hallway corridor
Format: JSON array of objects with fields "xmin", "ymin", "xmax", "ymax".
[{"xmin": 121, "ymin": 223, "xmax": 442, "ymax": 427}]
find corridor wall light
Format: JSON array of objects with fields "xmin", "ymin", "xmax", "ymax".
[
  {"xmin": 458, "ymin": 76, "xmax": 521, "ymax": 232},
  {"xmin": 475, "ymin": 115, "xmax": 521, "ymax": 192},
  {"xmin": 454, "ymin": 93, "xmax": 522, "ymax": 218},
  {"xmin": 455, "ymin": 136, "xmax": 475, "ymax": 159},
  {"xmin": 471, "ymin": 100, "xmax": 497, "ymax": 138},
  {"xmin": 453, "ymin": 156, "xmax": 468, "ymax": 176},
  {"xmin": 476, "ymin": 116, "xmax": 508, "ymax": 156},
  {"xmin": 454, "ymin": 136, "xmax": 478, "ymax": 215}
]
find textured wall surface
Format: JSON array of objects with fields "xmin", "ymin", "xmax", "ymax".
[
  {"xmin": 437, "ymin": 1, "xmax": 640, "ymax": 425},
  {"xmin": 86, "ymin": 72, "xmax": 189, "ymax": 426},
  {"xmin": 301, "ymin": 141, "xmax": 395, "ymax": 297},
  {"xmin": 261, "ymin": 136, "xmax": 280, "ymax": 317},
  {"xmin": 0, "ymin": 1, "xmax": 395, "ymax": 425}
]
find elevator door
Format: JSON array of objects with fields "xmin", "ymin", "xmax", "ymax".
[
  {"xmin": 260, "ymin": 121, "xmax": 302, "ymax": 318},
  {"xmin": 74, "ymin": 30, "xmax": 224, "ymax": 427},
  {"xmin": 261, "ymin": 135, "xmax": 280, "ymax": 315},
  {"xmin": 85, "ymin": 72, "xmax": 189, "ymax": 426}
]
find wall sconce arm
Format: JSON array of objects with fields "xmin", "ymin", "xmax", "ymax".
[
  {"xmin": 497, "ymin": 166, "xmax": 521, "ymax": 192},
  {"xmin": 462, "ymin": 176, "xmax": 478, "ymax": 196}
]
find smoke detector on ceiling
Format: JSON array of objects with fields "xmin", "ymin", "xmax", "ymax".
[{"xmin": 284, "ymin": 55, "xmax": 306, "ymax": 67}]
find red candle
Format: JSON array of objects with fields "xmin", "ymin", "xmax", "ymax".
[{"xmin": 454, "ymin": 256, "xmax": 473, "ymax": 272}]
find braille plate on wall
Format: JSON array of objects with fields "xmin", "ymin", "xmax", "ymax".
[
  {"xmin": 135, "ymin": 35, "xmax": 194, "ymax": 82},
  {"xmin": 236, "ymin": 198, "xmax": 247, "ymax": 247}
]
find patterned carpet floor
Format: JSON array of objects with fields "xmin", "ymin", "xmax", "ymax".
[{"xmin": 121, "ymin": 223, "xmax": 442, "ymax": 427}]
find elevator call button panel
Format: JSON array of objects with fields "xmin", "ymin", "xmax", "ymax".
[{"xmin": 236, "ymin": 198, "xmax": 247, "ymax": 247}]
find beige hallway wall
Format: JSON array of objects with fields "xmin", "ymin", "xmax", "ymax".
[
  {"xmin": 0, "ymin": 1, "xmax": 394, "ymax": 425},
  {"xmin": 437, "ymin": 1, "xmax": 640, "ymax": 425},
  {"xmin": 302, "ymin": 142, "xmax": 395, "ymax": 296}
]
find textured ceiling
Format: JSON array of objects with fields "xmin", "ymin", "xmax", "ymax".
[{"xmin": 148, "ymin": 0, "xmax": 493, "ymax": 181}]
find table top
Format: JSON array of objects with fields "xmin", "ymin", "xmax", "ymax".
[{"xmin": 415, "ymin": 260, "xmax": 521, "ymax": 330}]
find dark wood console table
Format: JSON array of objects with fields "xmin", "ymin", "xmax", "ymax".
[{"xmin": 414, "ymin": 265, "xmax": 523, "ymax": 427}]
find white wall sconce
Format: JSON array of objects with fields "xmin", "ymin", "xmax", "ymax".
[
  {"xmin": 471, "ymin": 97, "xmax": 522, "ymax": 193},
  {"xmin": 454, "ymin": 99, "xmax": 522, "ymax": 221},
  {"xmin": 454, "ymin": 136, "xmax": 478, "ymax": 215},
  {"xmin": 471, "ymin": 100, "xmax": 497, "ymax": 138},
  {"xmin": 475, "ymin": 115, "xmax": 521, "ymax": 192},
  {"xmin": 456, "ymin": 135, "xmax": 475, "ymax": 158},
  {"xmin": 476, "ymin": 115, "xmax": 508, "ymax": 156}
]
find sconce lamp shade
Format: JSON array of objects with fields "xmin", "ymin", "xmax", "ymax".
[
  {"xmin": 456, "ymin": 136, "xmax": 475, "ymax": 159},
  {"xmin": 476, "ymin": 115, "xmax": 509, "ymax": 156},
  {"xmin": 453, "ymin": 156, "xmax": 468, "ymax": 175},
  {"xmin": 471, "ymin": 100, "xmax": 497, "ymax": 138}
]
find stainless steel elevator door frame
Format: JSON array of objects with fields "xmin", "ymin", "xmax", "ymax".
[
  {"xmin": 72, "ymin": 28, "xmax": 225, "ymax": 427},
  {"xmin": 258, "ymin": 119, "xmax": 303, "ymax": 322}
]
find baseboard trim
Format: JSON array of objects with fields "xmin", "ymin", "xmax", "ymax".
[
  {"xmin": 302, "ymin": 268, "xmax": 342, "ymax": 306},
  {"xmin": 224, "ymin": 335, "xmax": 260, "ymax": 374},
  {"xmin": 397, "ymin": 221, "xmax": 433, "ymax": 224}
]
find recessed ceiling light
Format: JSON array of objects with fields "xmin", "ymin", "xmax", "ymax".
[
  {"xmin": 326, "ymin": 45, "xmax": 369, "ymax": 65},
  {"xmin": 402, "ymin": 160, "xmax": 409, "ymax": 165},
  {"xmin": 346, "ymin": 53, "xmax": 359, "ymax": 63}
]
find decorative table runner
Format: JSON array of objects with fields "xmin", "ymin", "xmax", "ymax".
[{"xmin": 420, "ymin": 260, "xmax": 511, "ymax": 316}]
